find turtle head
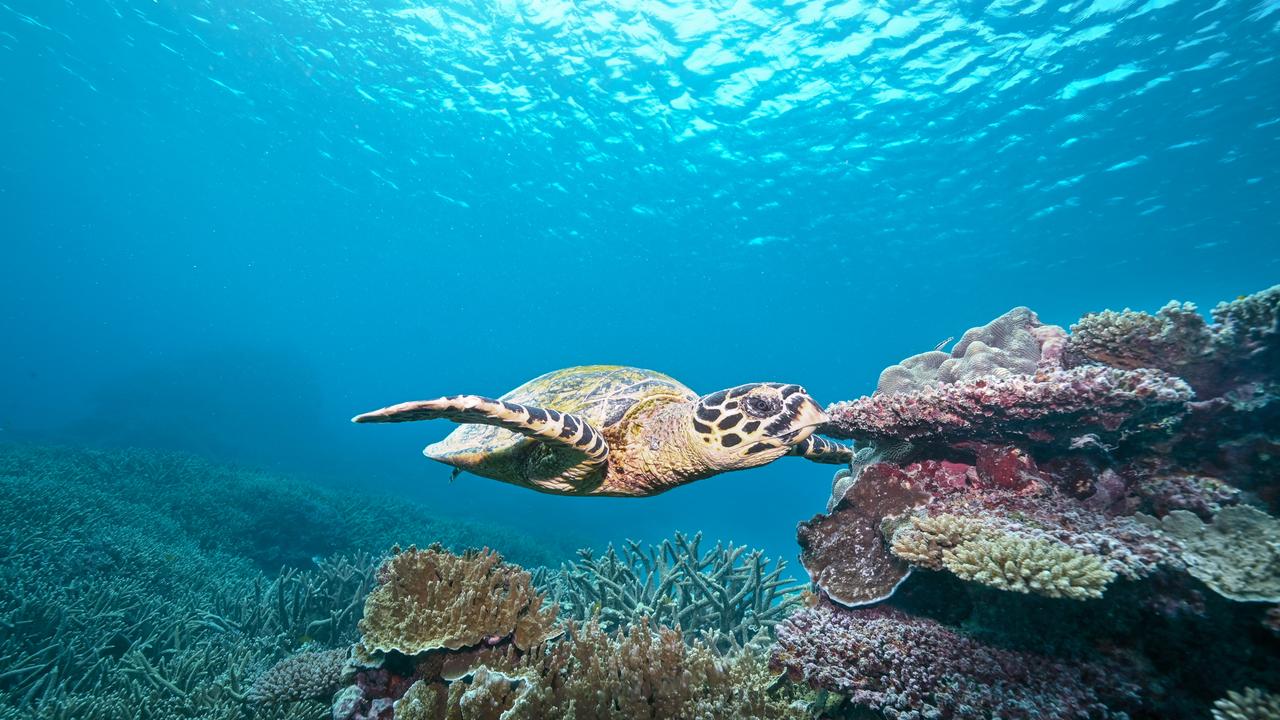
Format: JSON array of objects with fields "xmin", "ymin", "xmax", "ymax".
[{"xmin": 690, "ymin": 383, "xmax": 829, "ymax": 470}]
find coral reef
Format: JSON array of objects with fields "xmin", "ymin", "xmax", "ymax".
[
  {"xmin": 534, "ymin": 531, "xmax": 800, "ymax": 650},
  {"xmin": 0, "ymin": 444, "xmax": 563, "ymax": 720},
  {"xmin": 770, "ymin": 602, "xmax": 1138, "ymax": 719},
  {"xmin": 330, "ymin": 546, "xmax": 807, "ymax": 720},
  {"xmin": 1212, "ymin": 688, "xmax": 1280, "ymax": 720},
  {"xmin": 800, "ymin": 285, "xmax": 1280, "ymax": 719}
]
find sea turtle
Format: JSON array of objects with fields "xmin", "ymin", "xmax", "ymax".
[{"xmin": 353, "ymin": 365, "xmax": 852, "ymax": 497}]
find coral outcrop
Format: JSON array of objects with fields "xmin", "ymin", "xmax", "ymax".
[
  {"xmin": 800, "ymin": 285, "xmax": 1280, "ymax": 719},
  {"xmin": 359, "ymin": 545, "xmax": 559, "ymax": 657}
]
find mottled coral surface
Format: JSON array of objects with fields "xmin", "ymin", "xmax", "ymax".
[{"xmin": 772, "ymin": 603, "xmax": 1137, "ymax": 720}]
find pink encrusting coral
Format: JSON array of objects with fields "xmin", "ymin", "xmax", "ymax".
[
  {"xmin": 825, "ymin": 364, "xmax": 1193, "ymax": 445},
  {"xmin": 770, "ymin": 603, "xmax": 1139, "ymax": 720}
]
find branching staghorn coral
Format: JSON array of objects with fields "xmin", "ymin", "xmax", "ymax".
[
  {"xmin": 941, "ymin": 535, "xmax": 1116, "ymax": 600},
  {"xmin": 534, "ymin": 531, "xmax": 801, "ymax": 650},
  {"xmin": 1213, "ymin": 688, "xmax": 1280, "ymax": 720},
  {"xmin": 889, "ymin": 513, "xmax": 1117, "ymax": 600},
  {"xmin": 0, "ymin": 443, "xmax": 515, "ymax": 720}
]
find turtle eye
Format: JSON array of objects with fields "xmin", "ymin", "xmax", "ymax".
[{"xmin": 744, "ymin": 395, "xmax": 780, "ymax": 418}]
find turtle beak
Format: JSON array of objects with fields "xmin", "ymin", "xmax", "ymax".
[
  {"xmin": 795, "ymin": 396, "xmax": 830, "ymax": 429},
  {"xmin": 770, "ymin": 396, "xmax": 830, "ymax": 442}
]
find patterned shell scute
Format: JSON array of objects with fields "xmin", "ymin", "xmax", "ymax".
[{"xmin": 430, "ymin": 365, "xmax": 696, "ymax": 457}]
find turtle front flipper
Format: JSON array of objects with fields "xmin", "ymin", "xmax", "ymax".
[
  {"xmin": 788, "ymin": 435, "xmax": 855, "ymax": 465},
  {"xmin": 352, "ymin": 395, "xmax": 610, "ymax": 469}
]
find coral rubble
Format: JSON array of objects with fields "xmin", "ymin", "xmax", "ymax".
[{"xmin": 801, "ymin": 285, "xmax": 1280, "ymax": 718}]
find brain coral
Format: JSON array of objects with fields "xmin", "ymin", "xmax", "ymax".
[
  {"xmin": 877, "ymin": 306, "xmax": 1065, "ymax": 395},
  {"xmin": 358, "ymin": 545, "xmax": 559, "ymax": 657}
]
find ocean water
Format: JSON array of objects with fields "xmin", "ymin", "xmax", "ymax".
[
  {"xmin": 4, "ymin": 0, "xmax": 1277, "ymax": 565},
  {"xmin": 0, "ymin": 0, "xmax": 1277, "ymax": 714}
]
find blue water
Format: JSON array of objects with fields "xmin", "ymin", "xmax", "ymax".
[{"xmin": 1, "ymin": 0, "xmax": 1277, "ymax": 564}]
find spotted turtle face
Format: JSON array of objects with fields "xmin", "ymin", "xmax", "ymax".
[{"xmin": 690, "ymin": 382, "xmax": 829, "ymax": 469}]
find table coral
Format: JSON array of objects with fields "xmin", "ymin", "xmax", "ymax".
[
  {"xmin": 770, "ymin": 603, "xmax": 1138, "ymax": 719},
  {"xmin": 826, "ymin": 364, "xmax": 1193, "ymax": 444},
  {"xmin": 1154, "ymin": 506, "xmax": 1280, "ymax": 602}
]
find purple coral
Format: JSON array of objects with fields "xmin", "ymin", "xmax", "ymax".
[
  {"xmin": 771, "ymin": 603, "xmax": 1138, "ymax": 720},
  {"xmin": 791, "ymin": 287, "xmax": 1280, "ymax": 719},
  {"xmin": 798, "ymin": 463, "xmax": 933, "ymax": 606}
]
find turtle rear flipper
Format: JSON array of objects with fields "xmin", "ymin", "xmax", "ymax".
[
  {"xmin": 789, "ymin": 435, "xmax": 854, "ymax": 465},
  {"xmin": 353, "ymin": 394, "xmax": 610, "ymax": 470}
]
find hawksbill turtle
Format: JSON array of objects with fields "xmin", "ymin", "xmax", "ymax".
[{"xmin": 353, "ymin": 364, "xmax": 852, "ymax": 497}]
